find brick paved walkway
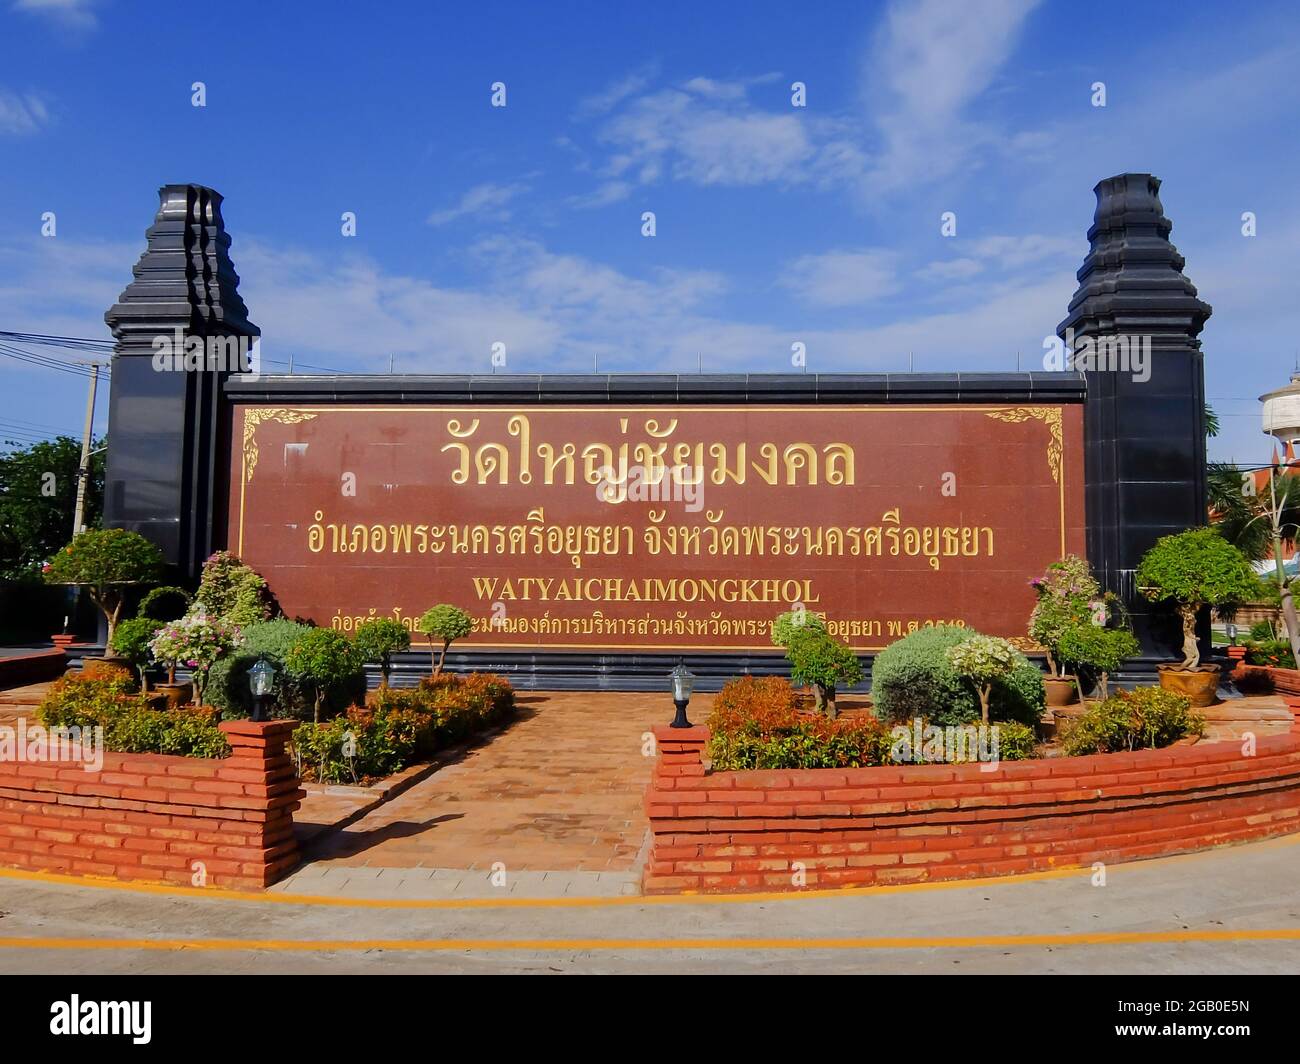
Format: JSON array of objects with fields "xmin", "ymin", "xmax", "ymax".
[{"xmin": 275, "ymin": 690, "xmax": 698, "ymax": 898}]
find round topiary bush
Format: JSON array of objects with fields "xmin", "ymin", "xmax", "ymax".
[
  {"xmin": 870, "ymin": 624, "xmax": 1044, "ymax": 727},
  {"xmin": 137, "ymin": 585, "xmax": 192, "ymax": 623}
]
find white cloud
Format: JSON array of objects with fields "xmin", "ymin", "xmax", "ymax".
[
  {"xmin": 567, "ymin": 180, "xmax": 632, "ymax": 210},
  {"xmin": 918, "ymin": 233, "xmax": 1078, "ymax": 281},
  {"xmin": 11, "ymin": 0, "xmax": 99, "ymax": 32},
  {"xmin": 0, "ymin": 89, "xmax": 51, "ymax": 134},
  {"xmin": 426, "ymin": 182, "xmax": 529, "ymax": 227},
  {"xmin": 573, "ymin": 64, "xmax": 660, "ymax": 119},
  {"xmin": 866, "ymin": 0, "xmax": 1042, "ymax": 188},
  {"xmin": 575, "ymin": 77, "xmax": 862, "ymax": 197},
  {"xmin": 781, "ymin": 249, "xmax": 901, "ymax": 308}
]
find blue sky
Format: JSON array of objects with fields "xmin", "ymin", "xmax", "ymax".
[{"xmin": 0, "ymin": 0, "xmax": 1297, "ymax": 463}]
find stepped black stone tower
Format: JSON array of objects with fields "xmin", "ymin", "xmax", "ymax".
[
  {"xmin": 103, "ymin": 185, "xmax": 259, "ymax": 582},
  {"xmin": 1059, "ymin": 173, "xmax": 1212, "ymax": 671}
]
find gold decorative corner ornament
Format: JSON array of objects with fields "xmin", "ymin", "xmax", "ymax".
[
  {"xmin": 985, "ymin": 407, "xmax": 1063, "ymax": 484},
  {"xmin": 242, "ymin": 408, "xmax": 318, "ymax": 483}
]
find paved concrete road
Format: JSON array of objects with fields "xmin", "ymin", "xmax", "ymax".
[{"xmin": 1, "ymin": 835, "xmax": 1298, "ymax": 974}]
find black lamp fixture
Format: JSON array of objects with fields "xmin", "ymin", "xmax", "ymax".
[
  {"xmin": 248, "ymin": 658, "xmax": 276, "ymax": 722},
  {"xmin": 669, "ymin": 661, "xmax": 695, "ymax": 728}
]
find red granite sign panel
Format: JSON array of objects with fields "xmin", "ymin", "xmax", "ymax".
[{"xmin": 226, "ymin": 404, "xmax": 1084, "ymax": 651}]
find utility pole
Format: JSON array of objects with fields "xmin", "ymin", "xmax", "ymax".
[{"xmin": 71, "ymin": 361, "xmax": 104, "ymax": 538}]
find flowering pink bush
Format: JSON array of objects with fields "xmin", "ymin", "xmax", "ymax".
[{"xmin": 150, "ymin": 611, "xmax": 242, "ymax": 706}]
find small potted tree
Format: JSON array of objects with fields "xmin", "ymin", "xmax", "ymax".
[
  {"xmin": 42, "ymin": 528, "xmax": 165, "ymax": 647},
  {"xmin": 784, "ymin": 625, "xmax": 863, "ymax": 719},
  {"xmin": 1028, "ymin": 555, "xmax": 1101, "ymax": 706},
  {"xmin": 149, "ymin": 610, "xmax": 241, "ymax": 709},
  {"xmin": 946, "ymin": 634, "xmax": 1020, "ymax": 725},
  {"xmin": 284, "ymin": 627, "xmax": 363, "ymax": 723},
  {"xmin": 417, "ymin": 605, "xmax": 472, "ymax": 678},
  {"xmin": 353, "ymin": 617, "xmax": 411, "ymax": 690},
  {"xmin": 1056, "ymin": 623, "xmax": 1140, "ymax": 702},
  {"xmin": 1136, "ymin": 528, "xmax": 1258, "ymax": 706},
  {"xmin": 108, "ymin": 616, "xmax": 163, "ymax": 693}
]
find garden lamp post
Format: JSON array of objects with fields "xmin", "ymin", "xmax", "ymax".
[
  {"xmin": 248, "ymin": 658, "xmax": 276, "ymax": 722},
  {"xmin": 669, "ymin": 662, "xmax": 695, "ymax": 729}
]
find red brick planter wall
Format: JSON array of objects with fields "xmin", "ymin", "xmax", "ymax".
[
  {"xmin": 0, "ymin": 720, "xmax": 304, "ymax": 890},
  {"xmin": 643, "ymin": 725, "xmax": 1300, "ymax": 894}
]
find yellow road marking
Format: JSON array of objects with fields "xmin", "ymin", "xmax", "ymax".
[
  {"xmin": 1, "ymin": 928, "xmax": 1299, "ymax": 952},
  {"xmin": 0, "ymin": 862, "xmax": 1093, "ymax": 909},
  {"xmin": 1, "ymin": 831, "xmax": 1296, "ymax": 911}
]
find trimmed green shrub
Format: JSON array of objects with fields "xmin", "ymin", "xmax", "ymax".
[
  {"xmin": 353, "ymin": 617, "xmax": 411, "ymax": 688},
  {"xmin": 293, "ymin": 705, "xmax": 428, "ymax": 784},
  {"xmin": 108, "ymin": 616, "xmax": 163, "ymax": 690},
  {"xmin": 1056, "ymin": 624, "xmax": 1141, "ymax": 700},
  {"xmin": 284, "ymin": 627, "xmax": 364, "ymax": 723},
  {"xmin": 417, "ymin": 604, "xmax": 472, "ymax": 677},
  {"xmin": 871, "ymin": 625, "xmax": 1045, "ymax": 728},
  {"xmin": 1028, "ymin": 555, "xmax": 1102, "ymax": 678},
  {"xmin": 43, "ymin": 528, "xmax": 165, "ymax": 645},
  {"xmin": 294, "ymin": 673, "xmax": 515, "ymax": 783},
  {"xmin": 785, "ymin": 625, "xmax": 862, "ymax": 717},
  {"xmin": 193, "ymin": 550, "xmax": 272, "ymax": 627},
  {"xmin": 770, "ymin": 608, "xmax": 826, "ymax": 649},
  {"xmin": 205, "ymin": 618, "xmax": 332, "ymax": 719},
  {"xmin": 946, "ymin": 634, "xmax": 1022, "ymax": 724},
  {"xmin": 1136, "ymin": 529, "xmax": 1258, "ymax": 668},
  {"xmin": 38, "ymin": 673, "xmax": 229, "ymax": 759},
  {"xmin": 707, "ymin": 676, "xmax": 888, "ymax": 770},
  {"xmin": 138, "ymin": 585, "xmax": 191, "ymax": 622},
  {"xmin": 1061, "ymin": 686, "xmax": 1204, "ymax": 755}
]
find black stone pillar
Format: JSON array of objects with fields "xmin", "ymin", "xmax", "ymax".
[
  {"xmin": 1059, "ymin": 173, "xmax": 1211, "ymax": 673},
  {"xmin": 102, "ymin": 185, "xmax": 258, "ymax": 583}
]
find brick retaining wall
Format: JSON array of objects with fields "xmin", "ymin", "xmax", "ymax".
[
  {"xmin": 643, "ymin": 725, "xmax": 1300, "ymax": 894},
  {"xmin": 0, "ymin": 649, "xmax": 67, "ymax": 688},
  {"xmin": 0, "ymin": 720, "xmax": 304, "ymax": 889}
]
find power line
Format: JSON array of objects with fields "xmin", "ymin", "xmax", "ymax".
[
  {"xmin": 0, "ymin": 344, "xmax": 109, "ymax": 379},
  {"xmin": 0, "ymin": 330, "xmax": 114, "ymax": 351}
]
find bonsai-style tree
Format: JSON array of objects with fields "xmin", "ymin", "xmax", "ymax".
[
  {"xmin": 770, "ymin": 607, "xmax": 827, "ymax": 649},
  {"xmin": 193, "ymin": 550, "xmax": 272, "ymax": 626},
  {"xmin": 149, "ymin": 610, "xmax": 241, "ymax": 707},
  {"xmin": 353, "ymin": 617, "xmax": 411, "ymax": 689},
  {"xmin": 1028, "ymin": 555, "xmax": 1102, "ymax": 678},
  {"xmin": 946, "ymin": 634, "xmax": 1020, "ymax": 724},
  {"xmin": 1136, "ymin": 529, "xmax": 1258, "ymax": 669},
  {"xmin": 43, "ymin": 528, "xmax": 165, "ymax": 645},
  {"xmin": 417, "ymin": 605, "xmax": 472, "ymax": 678},
  {"xmin": 1056, "ymin": 624, "xmax": 1140, "ymax": 701},
  {"xmin": 108, "ymin": 616, "xmax": 163, "ymax": 692},
  {"xmin": 137, "ymin": 585, "xmax": 192, "ymax": 623},
  {"xmin": 785, "ymin": 625, "xmax": 863, "ymax": 719},
  {"xmin": 285, "ymin": 627, "xmax": 363, "ymax": 722}
]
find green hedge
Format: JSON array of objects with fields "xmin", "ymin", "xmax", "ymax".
[
  {"xmin": 1061, "ymin": 687, "xmax": 1203, "ymax": 755},
  {"xmin": 871, "ymin": 625, "xmax": 1045, "ymax": 727},
  {"xmin": 292, "ymin": 673, "xmax": 515, "ymax": 784},
  {"xmin": 38, "ymin": 673, "xmax": 229, "ymax": 759},
  {"xmin": 706, "ymin": 675, "xmax": 1037, "ymax": 770}
]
